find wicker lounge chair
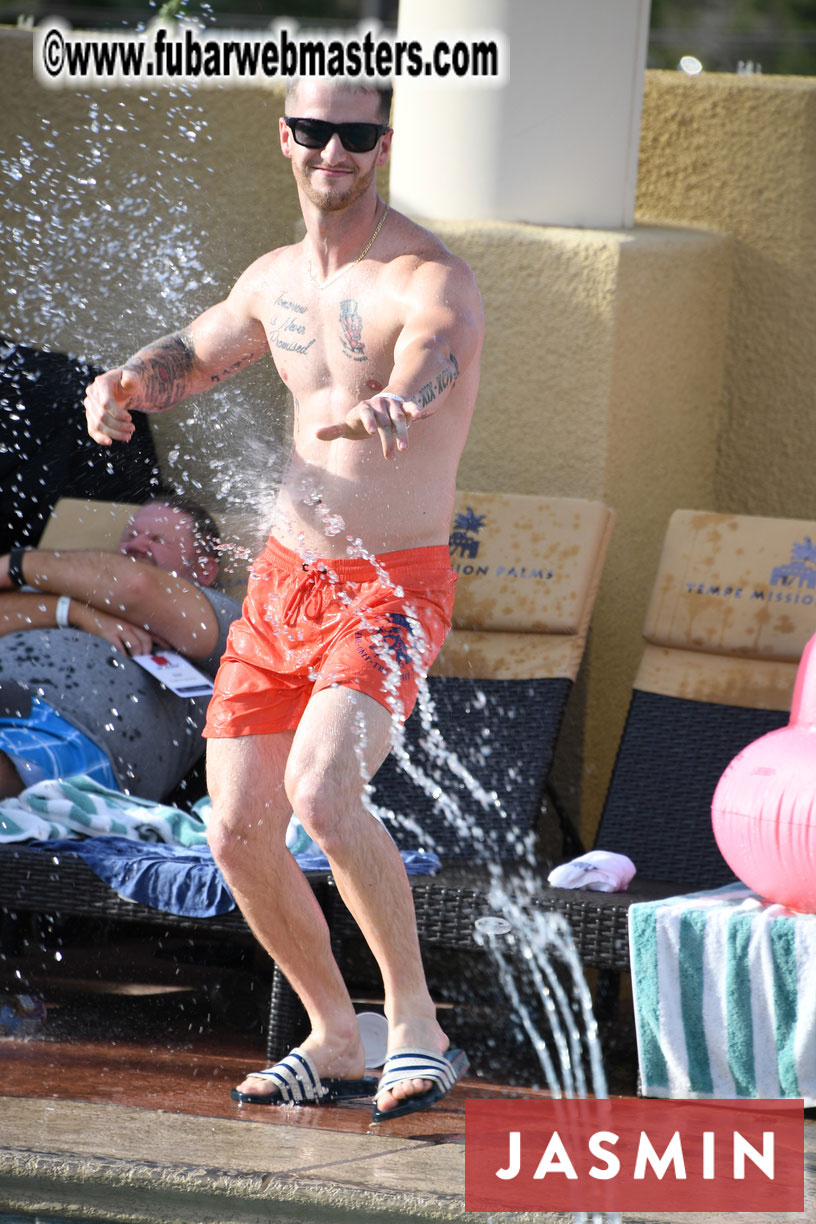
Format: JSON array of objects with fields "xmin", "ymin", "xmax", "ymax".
[
  {"xmin": 2, "ymin": 491, "xmax": 614, "ymax": 1059},
  {"xmin": 573, "ymin": 507, "xmax": 814, "ymax": 956}
]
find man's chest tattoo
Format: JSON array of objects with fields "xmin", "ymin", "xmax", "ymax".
[
  {"xmin": 339, "ymin": 299, "xmax": 368, "ymax": 362},
  {"xmin": 268, "ymin": 292, "xmax": 316, "ymax": 356}
]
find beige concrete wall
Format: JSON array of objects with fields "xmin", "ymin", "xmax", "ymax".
[
  {"xmin": 392, "ymin": 0, "xmax": 649, "ymax": 228},
  {"xmin": 637, "ymin": 71, "xmax": 816, "ymax": 521},
  {"xmin": 3, "ymin": 27, "xmax": 814, "ymax": 840}
]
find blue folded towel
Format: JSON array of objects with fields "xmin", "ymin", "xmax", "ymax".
[
  {"xmin": 31, "ymin": 836, "xmax": 440, "ymax": 919},
  {"xmin": 44, "ymin": 836, "xmax": 236, "ymax": 917}
]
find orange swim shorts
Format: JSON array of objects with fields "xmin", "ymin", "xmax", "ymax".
[{"xmin": 203, "ymin": 535, "xmax": 457, "ymax": 739}]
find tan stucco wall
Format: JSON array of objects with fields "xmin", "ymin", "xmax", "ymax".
[
  {"xmin": 637, "ymin": 71, "xmax": 816, "ymax": 521},
  {"xmin": 3, "ymin": 27, "xmax": 814, "ymax": 841}
]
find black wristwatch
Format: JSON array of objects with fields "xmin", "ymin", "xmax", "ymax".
[{"xmin": 8, "ymin": 547, "xmax": 27, "ymax": 588}]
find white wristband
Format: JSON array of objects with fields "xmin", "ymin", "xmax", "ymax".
[
  {"xmin": 55, "ymin": 595, "xmax": 72, "ymax": 629},
  {"xmin": 379, "ymin": 392, "xmax": 407, "ymax": 404}
]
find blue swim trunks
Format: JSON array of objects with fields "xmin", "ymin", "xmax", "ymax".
[{"xmin": 0, "ymin": 697, "xmax": 118, "ymax": 791}]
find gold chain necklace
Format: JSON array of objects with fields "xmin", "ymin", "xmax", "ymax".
[{"xmin": 307, "ymin": 206, "xmax": 389, "ymax": 291}]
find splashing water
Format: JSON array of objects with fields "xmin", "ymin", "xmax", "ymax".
[{"xmin": 3, "ymin": 82, "xmax": 289, "ymax": 538}]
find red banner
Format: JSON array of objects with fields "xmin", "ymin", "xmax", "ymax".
[{"xmin": 465, "ymin": 1098, "xmax": 804, "ymax": 1213}]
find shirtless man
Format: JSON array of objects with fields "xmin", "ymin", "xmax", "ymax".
[{"xmin": 84, "ymin": 78, "xmax": 483, "ymax": 1121}]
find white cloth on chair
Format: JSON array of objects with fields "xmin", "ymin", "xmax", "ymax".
[
  {"xmin": 629, "ymin": 884, "xmax": 816, "ymax": 1104},
  {"xmin": 547, "ymin": 849, "xmax": 636, "ymax": 892}
]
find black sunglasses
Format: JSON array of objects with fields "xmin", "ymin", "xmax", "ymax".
[{"xmin": 285, "ymin": 116, "xmax": 388, "ymax": 154}]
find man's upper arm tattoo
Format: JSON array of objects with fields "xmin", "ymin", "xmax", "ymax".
[
  {"xmin": 208, "ymin": 351, "xmax": 258, "ymax": 385},
  {"xmin": 125, "ymin": 332, "xmax": 196, "ymax": 409},
  {"xmin": 414, "ymin": 350, "xmax": 460, "ymax": 409}
]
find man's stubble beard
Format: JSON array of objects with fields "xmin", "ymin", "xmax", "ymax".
[{"xmin": 295, "ymin": 157, "xmax": 377, "ymax": 214}]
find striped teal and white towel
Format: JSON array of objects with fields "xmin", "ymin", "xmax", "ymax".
[
  {"xmin": 0, "ymin": 775, "xmax": 209, "ymax": 846},
  {"xmin": 629, "ymin": 884, "xmax": 816, "ymax": 1104},
  {"xmin": 0, "ymin": 777, "xmax": 314, "ymax": 854},
  {"xmin": 0, "ymin": 777, "xmax": 436, "ymax": 870}
]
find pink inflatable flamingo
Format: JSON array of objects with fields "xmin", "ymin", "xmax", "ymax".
[{"xmin": 712, "ymin": 633, "xmax": 816, "ymax": 913}]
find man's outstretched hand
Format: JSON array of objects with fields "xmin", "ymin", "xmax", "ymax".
[
  {"xmin": 85, "ymin": 367, "xmax": 141, "ymax": 446},
  {"xmin": 316, "ymin": 394, "xmax": 424, "ymax": 460}
]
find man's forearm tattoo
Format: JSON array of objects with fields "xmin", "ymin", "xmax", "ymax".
[
  {"xmin": 125, "ymin": 332, "xmax": 196, "ymax": 409},
  {"xmin": 414, "ymin": 350, "xmax": 460, "ymax": 409}
]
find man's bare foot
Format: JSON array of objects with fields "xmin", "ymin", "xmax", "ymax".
[
  {"xmin": 234, "ymin": 1026, "xmax": 367, "ymax": 1099},
  {"xmin": 373, "ymin": 1016, "xmax": 450, "ymax": 1117}
]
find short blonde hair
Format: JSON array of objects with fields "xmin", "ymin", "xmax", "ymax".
[{"xmin": 285, "ymin": 79, "xmax": 392, "ymax": 125}]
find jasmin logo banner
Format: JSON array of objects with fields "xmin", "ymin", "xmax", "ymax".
[{"xmin": 465, "ymin": 1097, "xmax": 804, "ymax": 1213}]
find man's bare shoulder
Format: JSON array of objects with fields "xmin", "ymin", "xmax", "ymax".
[
  {"xmin": 385, "ymin": 211, "xmax": 481, "ymax": 306},
  {"xmin": 386, "ymin": 210, "xmax": 473, "ymax": 274}
]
